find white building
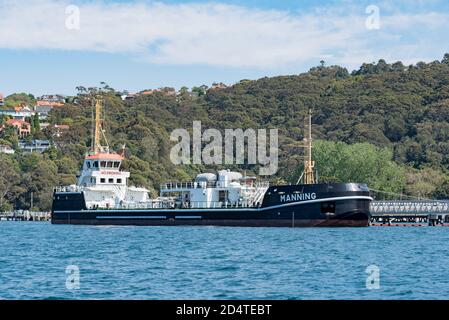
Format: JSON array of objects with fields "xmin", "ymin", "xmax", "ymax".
[{"xmin": 0, "ymin": 144, "xmax": 14, "ymax": 154}]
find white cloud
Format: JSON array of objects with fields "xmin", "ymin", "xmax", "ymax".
[{"xmin": 0, "ymin": 0, "xmax": 448, "ymax": 69}]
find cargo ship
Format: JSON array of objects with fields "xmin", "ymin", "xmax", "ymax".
[{"xmin": 51, "ymin": 100, "xmax": 372, "ymax": 227}]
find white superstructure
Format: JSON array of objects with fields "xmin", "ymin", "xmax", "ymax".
[
  {"xmin": 62, "ymin": 166, "xmax": 269, "ymax": 210},
  {"xmin": 72, "ymin": 152, "xmax": 149, "ymax": 209},
  {"xmin": 57, "ymin": 98, "xmax": 269, "ymax": 210},
  {"xmin": 160, "ymin": 170, "xmax": 269, "ymax": 209},
  {"xmin": 61, "ymin": 98, "xmax": 150, "ymax": 209}
]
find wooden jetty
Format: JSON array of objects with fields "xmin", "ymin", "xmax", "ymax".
[{"xmin": 0, "ymin": 211, "xmax": 50, "ymax": 222}]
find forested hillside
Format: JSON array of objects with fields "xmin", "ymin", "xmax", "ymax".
[{"xmin": 1, "ymin": 54, "xmax": 449, "ymax": 211}]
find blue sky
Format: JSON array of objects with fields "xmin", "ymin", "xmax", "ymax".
[{"xmin": 1, "ymin": 0, "xmax": 449, "ymax": 96}]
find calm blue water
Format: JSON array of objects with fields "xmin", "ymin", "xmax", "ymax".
[{"xmin": 1, "ymin": 221, "xmax": 449, "ymax": 300}]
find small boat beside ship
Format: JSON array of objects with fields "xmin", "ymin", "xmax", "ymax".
[{"xmin": 51, "ymin": 100, "xmax": 372, "ymax": 227}]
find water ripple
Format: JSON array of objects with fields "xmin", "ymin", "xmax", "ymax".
[{"xmin": 1, "ymin": 222, "xmax": 448, "ymax": 299}]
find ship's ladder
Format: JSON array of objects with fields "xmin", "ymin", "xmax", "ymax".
[{"xmin": 112, "ymin": 184, "xmax": 127, "ymax": 202}]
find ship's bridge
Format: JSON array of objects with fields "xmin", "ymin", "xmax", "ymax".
[
  {"xmin": 84, "ymin": 152, "xmax": 123, "ymax": 170},
  {"xmin": 77, "ymin": 152, "xmax": 130, "ymax": 187}
]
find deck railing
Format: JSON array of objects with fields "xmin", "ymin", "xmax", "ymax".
[
  {"xmin": 160, "ymin": 181, "xmax": 270, "ymax": 190},
  {"xmin": 93, "ymin": 200, "xmax": 258, "ymax": 210},
  {"xmin": 54, "ymin": 185, "xmax": 82, "ymax": 193},
  {"xmin": 188, "ymin": 201, "xmax": 256, "ymax": 209}
]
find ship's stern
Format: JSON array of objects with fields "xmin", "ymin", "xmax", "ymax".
[{"xmin": 51, "ymin": 190, "xmax": 87, "ymax": 224}]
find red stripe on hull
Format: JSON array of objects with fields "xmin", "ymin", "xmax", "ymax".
[{"xmin": 52, "ymin": 218, "xmax": 369, "ymax": 227}]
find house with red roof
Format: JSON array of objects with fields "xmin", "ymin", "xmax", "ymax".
[
  {"xmin": 35, "ymin": 100, "xmax": 65, "ymax": 108},
  {"xmin": 52, "ymin": 124, "xmax": 70, "ymax": 138},
  {"xmin": 1, "ymin": 119, "xmax": 31, "ymax": 137}
]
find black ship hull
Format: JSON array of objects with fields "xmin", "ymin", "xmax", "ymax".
[{"xmin": 51, "ymin": 183, "xmax": 372, "ymax": 227}]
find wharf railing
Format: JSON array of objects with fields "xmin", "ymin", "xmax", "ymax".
[
  {"xmin": 370, "ymin": 200, "xmax": 449, "ymax": 226},
  {"xmin": 0, "ymin": 211, "xmax": 51, "ymax": 221},
  {"xmin": 370, "ymin": 200, "xmax": 449, "ymax": 215}
]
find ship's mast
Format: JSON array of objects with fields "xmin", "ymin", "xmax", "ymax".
[
  {"xmin": 303, "ymin": 109, "xmax": 315, "ymax": 184},
  {"xmin": 92, "ymin": 98, "xmax": 109, "ymax": 154},
  {"xmin": 296, "ymin": 109, "xmax": 315, "ymax": 184}
]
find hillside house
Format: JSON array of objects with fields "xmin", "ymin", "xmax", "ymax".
[
  {"xmin": 1, "ymin": 119, "xmax": 31, "ymax": 137},
  {"xmin": 52, "ymin": 124, "xmax": 70, "ymax": 138},
  {"xmin": 14, "ymin": 105, "xmax": 32, "ymax": 113},
  {"xmin": 35, "ymin": 100, "xmax": 64, "ymax": 108},
  {"xmin": 18, "ymin": 139, "xmax": 51, "ymax": 153},
  {"xmin": 0, "ymin": 107, "xmax": 35, "ymax": 121},
  {"xmin": 38, "ymin": 94, "xmax": 66, "ymax": 103},
  {"xmin": 210, "ymin": 82, "xmax": 228, "ymax": 91},
  {"xmin": 121, "ymin": 93, "xmax": 138, "ymax": 101},
  {"xmin": 0, "ymin": 144, "xmax": 14, "ymax": 154},
  {"xmin": 35, "ymin": 105, "xmax": 53, "ymax": 120}
]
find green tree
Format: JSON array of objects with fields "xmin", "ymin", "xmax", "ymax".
[
  {"xmin": 0, "ymin": 155, "xmax": 22, "ymax": 211},
  {"xmin": 311, "ymin": 140, "xmax": 406, "ymax": 193},
  {"xmin": 4, "ymin": 93, "xmax": 36, "ymax": 109},
  {"xmin": 33, "ymin": 113, "xmax": 41, "ymax": 133},
  {"xmin": 434, "ymin": 179, "xmax": 449, "ymax": 199}
]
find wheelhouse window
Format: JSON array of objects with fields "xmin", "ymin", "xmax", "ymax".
[
  {"xmin": 107, "ymin": 161, "xmax": 113, "ymax": 168},
  {"xmin": 113, "ymin": 161, "xmax": 120, "ymax": 168},
  {"xmin": 93, "ymin": 161, "xmax": 98, "ymax": 168},
  {"xmin": 100, "ymin": 161, "xmax": 106, "ymax": 168}
]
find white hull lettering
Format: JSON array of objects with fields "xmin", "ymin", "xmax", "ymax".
[{"xmin": 280, "ymin": 192, "xmax": 317, "ymax": 203}]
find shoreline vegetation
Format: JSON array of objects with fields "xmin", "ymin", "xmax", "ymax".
[{"xmin": 1, "ymin": 55, "xmax": 449, "ymax": 211}]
